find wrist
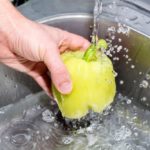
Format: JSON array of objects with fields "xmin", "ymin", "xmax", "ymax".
[
  {"xmin": 0, "ymin": 0, "xmax": 28, "ymax": 38},
  {"xmin": 0, "ymin": 0, "xmax": 32, "ymax": 51}
]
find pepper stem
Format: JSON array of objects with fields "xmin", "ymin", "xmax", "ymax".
[{"xmin": 83, "ymin": 39, "xmax": 108, "ymax": 62}]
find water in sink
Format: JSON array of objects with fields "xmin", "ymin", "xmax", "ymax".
[{"xmin": 0, "ymin": 92, "xmax": 149, "ymax": 150}]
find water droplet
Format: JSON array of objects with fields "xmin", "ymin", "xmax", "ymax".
[
  {"xmin": 119, "ymin": 80, "xmax": 124, "ymax": 85},
  {"xmin": 113, "ymin": 71, "xmax": 118, "ymax": 77},
  {"xmin": 108, "ymin": 53, "xmax": 112, "ymax": 57},
  {"xmin": 106, "ymin": 50, "xmax": 111, "ymax": 56},
  {"xmin": 124, "ymin": 48, "xmax": 129, "ymax": 53},
  {"xmin": 117, "ymin": 45, "xmax": 123, "ymax": 52},
  {"xmin": 141, "ymin": 97, "xmax": 147, "ymax": 102},
  {"xmin": 54, "ymin": 123, "xmax": 59, "ymax": 128},
  {"xmin": 86, "ymin": 126, "xmax": 95, "ymax": 134},
  {"xmin": 117, "ymin": 23, "xmax": 130, "ymax": 35},
  {"xmin": 145, "ymin": 73, "xmax": 150, "ymax": 80},
  {"xmin": 107, "ymin": 26, "xmax": 116, "ymax": 33},
  {"xmin": 134, "ymin": 132, "xmax": 138, "ymax": 137},
  {"xmin": 36, "ymin": 105, "xmax": 41, "ymax": 110},
  {"xmin": 42, "ymin": 110, "xmax": 55, "ymax": 123},
  {"xmin": 113, "ymin": 57, "xmax": 119, "ymax": 61},
  {"xmin": 143, "ymin": 120, "xmax": 148, "ymax": 125},
  {"xmin": 131, "ymin": 65, "xmax": 135, "ymax": 69},
  {"xmin": 125, "ymin": 55, "xmax": 129, "ymax": 59},
  {"xmin": 111, "ymin": 35, "xmax": 115, "ymax": 40},
  {"xmin": 126, "ymin": 99, "xmax": 132, "ymax": 104},
  {"xmin": 112, "ymin": 51, "xmax": 116, "ymax": 54},
  {"xmin": 128, "ymin": 58, "xmax": 132, "ymax": 61},
  {"xmin": 139, "ymin": 80, "xmax": 149, "ymax": 88},
  {"xmin": 118, "ymin": 38, "xmax": 122, "ymax": 42},
  {"xmin": 45, "ymin": 136, "xmax": 50, "ymax": 140},
  {"xmin": 62, "ymin": 136, "xmax": 73, "ymax": 145}
]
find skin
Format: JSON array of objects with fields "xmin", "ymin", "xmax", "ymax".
[{"xmin": 0, "ymin": 0, "xmax": 90, "ymax": 96}]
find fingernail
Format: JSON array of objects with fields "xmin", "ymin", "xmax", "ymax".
[
  {"xmin": 82, "ymin": 42, "xmax": 90, "ymax": 50},
  {"xmin": 59, "ymin": 81, "xmax": 72, "ymax": 94}
]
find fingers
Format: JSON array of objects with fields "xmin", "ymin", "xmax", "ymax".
[
  {"xmin": 42, "ymin": 25, "xmax": 90, "ymax": 52},
  {"xmin": 27, "ymin": 62, "xmax": 52, "ymax": 96},
  {"xmin": 59, "ymin": 31, "xmax": 90, "ymax": 52},
  {"xmin": 44, "ymin": 44, "xmax": 72, "ymax": 94}
]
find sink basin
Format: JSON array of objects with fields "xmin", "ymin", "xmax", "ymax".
[{"xmin": 0, "ymin": 0, "xmax": 150, "ymax": 149}]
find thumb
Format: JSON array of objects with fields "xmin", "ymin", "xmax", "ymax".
[{"xmin": 44, "ymin": 44, "xmax": 72, "ymax": 94}]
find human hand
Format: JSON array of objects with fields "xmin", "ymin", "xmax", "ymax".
[{"xmin": 0, "ymin": 18, "xmax": 90, "ymax": 96}]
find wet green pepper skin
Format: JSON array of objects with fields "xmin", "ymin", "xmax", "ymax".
[{"xmin": 52, "ymin": 51, "xmax": 116, "ymax": 119}]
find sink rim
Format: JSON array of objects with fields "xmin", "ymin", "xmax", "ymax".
[{"xmin": 37, "ymin": 13, "xmax": 150, "ymax": 38}]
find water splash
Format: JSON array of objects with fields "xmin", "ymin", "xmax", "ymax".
[
  {"xmin": 42, "ymin": 109, "xmax": 55, "ymax": 123},
  {"xmin": 0, "ymin": 92, "xmax": 149, "ymax": 150}
]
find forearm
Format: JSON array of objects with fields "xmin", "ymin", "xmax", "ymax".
[{"xmin": 0, "ymin": 0, "xmax": 26, "ymax": 36}]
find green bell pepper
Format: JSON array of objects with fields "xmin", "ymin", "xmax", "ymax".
[{"xmin": 52, "ymin": 39, "xmax": 116, "ymax": 119}]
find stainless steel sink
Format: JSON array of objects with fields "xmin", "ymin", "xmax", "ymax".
[{"xmin": 0, "ymin": 0, "xmax": 150, "ymax": 149}]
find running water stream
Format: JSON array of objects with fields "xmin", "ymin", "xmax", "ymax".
[
  {"xmin": 92, "ymin": 0, "xmax": 102, "ymax": 45},
  {"xmin": 0, "ymin": 0, "xmax": 150, "ymax": 150}
]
